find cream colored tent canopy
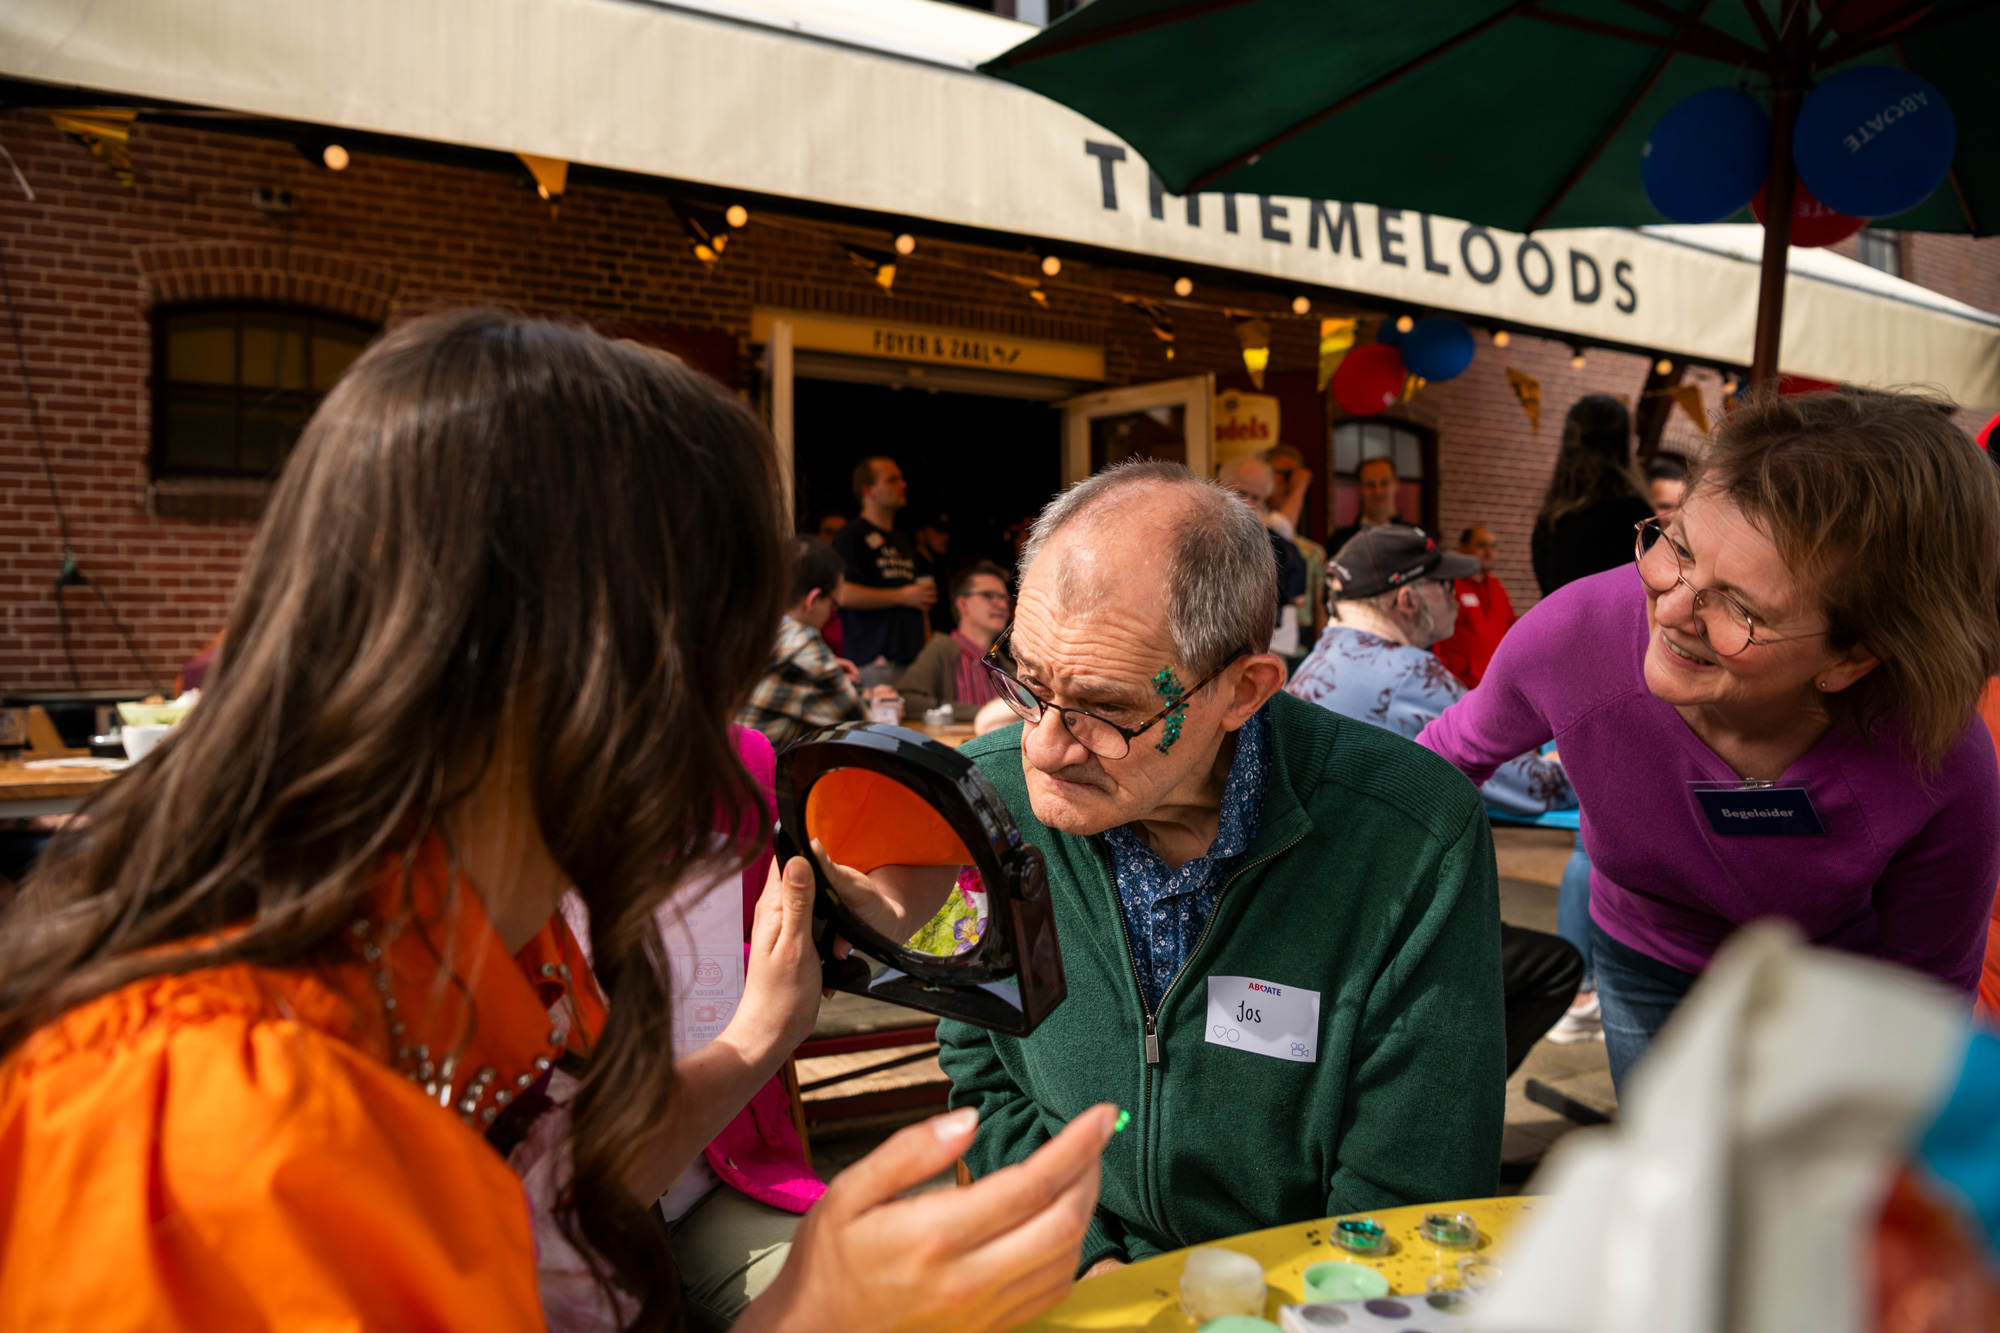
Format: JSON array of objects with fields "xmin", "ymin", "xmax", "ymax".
[{"xmin": 5, "ymin": 0, "xmax": 1995, "ymax": 407}]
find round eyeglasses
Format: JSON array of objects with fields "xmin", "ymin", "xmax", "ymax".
[
  {"xmin": 980, "ymin": 624, "xmax": 1248, "ymax": 760},
  {"xmin": 1633, "ymin": 517, "xmax": 1824, "ymax": 658}
]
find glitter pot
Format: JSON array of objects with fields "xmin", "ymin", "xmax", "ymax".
[
  {"xmin": 1420, "ymin": 1211, "xmax": 1480, "ymax": 1250},
  {"xmin": 1332, "ymin": 1218, "xmax": 1387, "ymax": 1255}
]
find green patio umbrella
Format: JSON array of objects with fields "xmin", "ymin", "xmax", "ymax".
[{"xmin": 983, "ymin": 0, "xmax": 1996, "ymax": 387}]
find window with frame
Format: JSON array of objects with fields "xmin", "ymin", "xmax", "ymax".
[
  {"xmin": 1330, "ymin": 419, "xmax": 1435, "ymax": 534},
  {"xmin": 1855, "ymin": 229, "xmax": 1902, "ymax": 277},
  {"xmin": 152, "ymin": 305, "xmax": 376, "ymax": 477}
]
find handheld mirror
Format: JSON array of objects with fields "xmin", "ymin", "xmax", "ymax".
[{"xmin": 774, "ymin": 722, "xmax": 1067, "ymax": 1036}]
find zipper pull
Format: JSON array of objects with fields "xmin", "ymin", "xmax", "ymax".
[{"xmin": 1144, "ymin": 1015, "xmax": 1160, "ymax": 1065}]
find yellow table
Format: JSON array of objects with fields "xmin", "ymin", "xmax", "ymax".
[{"xmin": 1012, "ymin": 1196, "xmax": 1537, "ymax": 1332}]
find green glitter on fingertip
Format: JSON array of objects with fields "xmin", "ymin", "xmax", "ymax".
[{"xmin": 1113, "ymin": 1109, "xmax": 1131, "ymax": 1133}]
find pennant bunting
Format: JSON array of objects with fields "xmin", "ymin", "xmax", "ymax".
[
  {"xmin": 1317, "ymin": 317, "xmax": 1356, "ymax": 392},
  {"xmin": 1506, "ymin": 369, "xmax": 1541, "ymax": 433}
]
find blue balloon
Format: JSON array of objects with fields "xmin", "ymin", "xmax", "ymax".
[
  {"xmin": 1795, "ymin": 66, "xmax": 1955, "ymax": 220},
  {"xmin": 1642, "ymin": 87, "xmax": 1771, "ymax": 224},
  {"xmin": 1400, "ymin": 317, "xmax": 1475, "ymax": 382}
]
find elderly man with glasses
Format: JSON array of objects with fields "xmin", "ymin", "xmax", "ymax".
[{"xmin": 937, "ymin": 461, "xmax": 1506, "ymax": 1278}]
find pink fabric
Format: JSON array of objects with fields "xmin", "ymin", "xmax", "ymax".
[
  {"xmin": 711, "ymin": 725, "xmax": 825, "ymax": 1215},
  {"xmin": 949, "ymin": 631, "xmax": 999, "ymax": 711}
]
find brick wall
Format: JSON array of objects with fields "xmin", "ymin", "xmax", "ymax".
[
  {"xmin": 0, "ymin": 111, "xmax": 1141, "ymax": 691},
  {"xmin": 4, "ymin": 106, "xmax": 1992, "ymax": 689},
  {"xmin": 1827, "ymin": 231, "xmax": 2000, "ymax": 319}
]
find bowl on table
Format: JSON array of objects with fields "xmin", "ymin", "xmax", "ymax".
[{"xmin": 121, "ymin": 725, "xmax": 172, "ymax": 763}]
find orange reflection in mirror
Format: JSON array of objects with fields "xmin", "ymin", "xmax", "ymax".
[{"xmin": 804, "ymin": 768, "xmax": 974, "ymax": 874}]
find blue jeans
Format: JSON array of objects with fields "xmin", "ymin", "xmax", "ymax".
[
  {"xmin": 1590, "ymin": 921, "xmax": 1699, "ymax": 1098},
  {"xmin": 1557, "ymin": 835, "xmax": 1594, "ymax": 988}
]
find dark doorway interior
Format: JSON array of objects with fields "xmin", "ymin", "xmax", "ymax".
[{"xmin": 793, "ymin": 379, "xmax": 1063, "ymax": 571}]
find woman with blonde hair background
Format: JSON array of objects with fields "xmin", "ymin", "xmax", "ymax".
[
  {"xmin": 0, "ymin": 310, "xmax": 1113, "ymax": 1331},
  {"xmin": 1424, "ymin": 389, "xmax": 2000, "ymax": 1094}
]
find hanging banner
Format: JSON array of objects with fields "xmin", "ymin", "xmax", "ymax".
[{"xmin": 7, "ymin": 0, "xmax": 1996, "ymax": 406}]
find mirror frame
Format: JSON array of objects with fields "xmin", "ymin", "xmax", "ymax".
[{"xmin": 775, "ymin": 722, "xmax": 1067, "ymax": 1036}]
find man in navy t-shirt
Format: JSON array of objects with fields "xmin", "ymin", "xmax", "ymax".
[{"xmin": 832, "ymin": 455, "xmax": 934, "ymax": 670}]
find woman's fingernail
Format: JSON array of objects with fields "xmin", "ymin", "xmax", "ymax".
[{"xmin": 933, "ymin": 1107, "xmax": 979, "ymax": 1143}]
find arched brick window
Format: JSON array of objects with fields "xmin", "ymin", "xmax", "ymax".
[
  {"xmin": 150, "ymin": 303, "xmax": 376, "ymax": 477},
  {"xmin": 1330, "ymin": 418, "xmax": 1438, "ymax": 534}
]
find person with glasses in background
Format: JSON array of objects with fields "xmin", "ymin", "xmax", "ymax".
[
  {"xmin": 1288, "ymin": 526, "xmax": 1581, "ymax": 1077},
  {"xmin": 896, "ymin": 560, "xmax": 1012, "ymax": 719},
  {"xmin": 937, "ymin": 461, "xmax": 1508, "ymax": 1279},
  {"xmin": 1420, "ymin": 390, "xmax": 2000, "ymax": 1097}
]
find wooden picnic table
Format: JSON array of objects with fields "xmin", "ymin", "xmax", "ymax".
[{"xmin": 0, "ymin": 759, "xmax": 123, "ymax": 818}]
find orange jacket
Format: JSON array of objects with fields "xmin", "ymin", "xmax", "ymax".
[{"xmin": 0, "ymin": 838, "xmax": 603, "ymax": 1331}]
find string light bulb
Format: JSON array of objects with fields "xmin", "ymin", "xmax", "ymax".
[
  {"xmin": 1041, "ymin": 255, "xmax": 1062, "ymax": 277},
  {"xmin": 894, "ymin": 233, "xmax": 916, "ymax": 255},
  {"xmin": 538, "ymin": 184, "xmax": 551, "ymax": 201},
  {"xmin": 1292, "ymin": 295, "xmax": 1311, "ymax": 315},
  {"xmin": 1491, "ymin": 329, "xmax": 1510, "ymax": 348},
  {"xmin": 1173, "ymin": 276, "xmax": 1193, "ymax": 297},
  {"xmin": 725, "ymin": 204, "xmax": 749, "ymax": 228},
  {"xmin": 1655, "ymin": 357, "xmax": 1674, "ymax": 375},
  {"xmin": 1570, "ymin": 348, "xmax": 1587, "ymax": 370},
  {"xmin": 322, "ymin": 144, "xmax": 350, "ymax": 171},
  {"xmin": 1395, "ymin": 314, "xmax": 1415, "ymax": 333},
  {"xmin": 1722, "ymin": 375, "xmax": 1741, "ymax": 396}
]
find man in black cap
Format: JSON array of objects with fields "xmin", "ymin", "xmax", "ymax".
[{"xmin": 1289, "ymin": 525, "xmax": 1584, "ymax": 1076}]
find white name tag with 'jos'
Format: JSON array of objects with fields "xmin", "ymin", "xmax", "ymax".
[{"xmin": 1205, "ymin": 975, "xmax": 1321, "ymax": 1064}]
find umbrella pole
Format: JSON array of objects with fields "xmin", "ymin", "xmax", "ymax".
[{"xmin": 1750, "ymin": 85, "xmax": 1803, "ymax": 390}]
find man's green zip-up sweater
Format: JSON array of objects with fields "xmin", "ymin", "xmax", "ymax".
[{"xmin": 937, "ymin": 691, "xmax": 1505, "ymax": 1271}]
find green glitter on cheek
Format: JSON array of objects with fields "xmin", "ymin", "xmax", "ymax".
[{"xmin": 1152, "ymin": 667, "xmax": 1189, "ymax": 754}]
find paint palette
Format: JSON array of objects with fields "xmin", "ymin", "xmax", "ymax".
[{"xmin": 1276, "ymin": 1292, "xmax": 1477, "ymax": 1332}]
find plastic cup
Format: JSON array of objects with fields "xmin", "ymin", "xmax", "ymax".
[
  {"xmin": 1301, "ymin": 1261, "xmax": 1390, "ymax": 1304},
  {"xmin": 1179, "ymin": 1246, "xmax": 1266, "ymax": 1321}
]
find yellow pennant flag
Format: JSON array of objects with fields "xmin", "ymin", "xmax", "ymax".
[
  {"xmin": 1669, "ymin": 383, "xmax": 1710, "ymax": 435},
  {"xmin": 1506, "ymin": 368, "xmax": 1541, "ymax": 433},
  {"xmin": 516, "ymin": 153, "xmax": 568, "ymax": 202},
  {"xmin": 1317, "ymin": 317, "xmax": 1356, "ymax": 393},
  {"xmin": 49, "ymin": 109, "xmax": 137, "ymax": 190}
]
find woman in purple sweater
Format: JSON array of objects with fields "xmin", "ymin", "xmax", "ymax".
[{"xmin": 1420, "ymin": 390, "xmax": 2000, "ymax": 1093}]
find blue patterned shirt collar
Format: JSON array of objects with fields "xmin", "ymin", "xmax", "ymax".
[{"xmin": 1102, "ymin": 703, "xmax": 1272, "ymax": 1012}]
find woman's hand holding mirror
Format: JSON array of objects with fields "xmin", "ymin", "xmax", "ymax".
[{"xmin": 739, "ymin": 855, "xmax": 834, "ymax": 1050}]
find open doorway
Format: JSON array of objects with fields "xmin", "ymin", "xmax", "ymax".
[{"xmin": 793, "ymin": 379, "xmax": 1063, "ymax": 573}]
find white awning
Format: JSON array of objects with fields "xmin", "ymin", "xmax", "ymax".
[{"xmin": 5, "ymin": 0, "xmax": 1995, "ymax": 407}]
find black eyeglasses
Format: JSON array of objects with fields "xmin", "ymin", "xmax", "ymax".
[{"xmin": 980, "ymin": 624, "xmax": 1248, "ymax": 760}]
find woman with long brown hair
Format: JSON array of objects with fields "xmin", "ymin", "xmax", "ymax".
[
  {"xmin": 0, "ymin": 309, "xmax": 1113, "ymax": 1331},
  {"xmin": 1530, "ymin": 392, "xmax": 1655, "ymax": 597}
]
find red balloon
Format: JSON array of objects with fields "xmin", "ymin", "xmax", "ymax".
[
  {"xmin": 1332, "ymin": 343, "xmax": 1407, "ymax": 416},
  {"xmin": 1751, "ymin": 177, "xmax": 1867, "ymax": 249}
]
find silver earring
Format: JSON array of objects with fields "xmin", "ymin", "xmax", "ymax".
[{"xmin": 1817, "ymin": 680, "xmax": 1828, "ymax": 690}]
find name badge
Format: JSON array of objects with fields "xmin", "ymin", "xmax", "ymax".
[
  {"xmin": 1689, "ymin": 782, "xmax": 1827, "ymax": 837},
  {"xmin": 1205, "ymin": 975, "xmax": 1320, "ymax": 1063}
]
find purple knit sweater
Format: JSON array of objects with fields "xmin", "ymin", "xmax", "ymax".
[{"xmin": 1417, "ymin": 566, "xmax": 2000, "ymax": 991}]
